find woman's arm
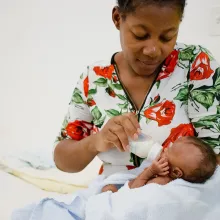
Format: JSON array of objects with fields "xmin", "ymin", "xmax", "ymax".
[{"xmin": 54, "ymin": 135, "xmax": 99, "ymax": 173}]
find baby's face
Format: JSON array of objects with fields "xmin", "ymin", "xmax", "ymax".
[{"xmin": 163, "ymin": 137, "xmax": 202, "ymax": 178}]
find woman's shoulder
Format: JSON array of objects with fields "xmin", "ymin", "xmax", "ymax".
[
  {"xmin": 81, "ymin": 55, "xmax": 116, "ymax": 81},
  {"xmin": 86, "ymin": 58, "xmax": 113, "ymax": 70},
  {"xmin": 175, "ymin": 42, "xmax": 214, "ymax": 60}
]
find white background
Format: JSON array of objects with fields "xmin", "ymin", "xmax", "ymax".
[{"xmin": 0, "ymin": 0, "xmax": 220, "ymax": 164}]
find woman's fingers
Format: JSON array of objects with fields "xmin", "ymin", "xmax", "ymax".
[
  {"xmin": 106, "ymin": 130, "xmax": 124, "ymax": 152},
  {"xmin": 110, "ymin": 124, "xmax": 129, "ymax": 151},
  {"xmin": 98, "ymin": 113, "xmax": 141, "ymax": 152},
  {"xmin": 114, "ymin": 113, "xmax": 140, "ymax": 140},
  {"xmin": 126, "ymin": 113, "xmax": 141, "ymax": 133}
]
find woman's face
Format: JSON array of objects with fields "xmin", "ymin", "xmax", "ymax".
[{"xmin": 113, "ymin": 4, "xmax": 181, "ymax": 76}]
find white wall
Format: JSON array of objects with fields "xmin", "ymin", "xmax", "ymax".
[
  {"xmin": 0, "ymin": 0, "xmax": 220, "ymax": 159},
  {"xmin": 178, "ymin": 0, "xmax": 220, "ymax": 61}
]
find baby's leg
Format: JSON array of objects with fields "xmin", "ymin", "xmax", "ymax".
[{"xmin": 101, "ymin": 184, "xmax": 118, "ymax": 193}]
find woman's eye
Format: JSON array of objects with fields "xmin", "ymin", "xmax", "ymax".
[
  {"xmin": 160, "ymin": 36, "xmax": 174, "ymax": 43},
  {"xmin": 133, "ymin": 33, "xmax": 149, "ymax": 41}
]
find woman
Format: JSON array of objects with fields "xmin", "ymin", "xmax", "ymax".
[
  {"xmin": 12, "ymin": 0, "xmax": 220, "ymax": 219},
  {"xmin": 54, "ymin": 0, "xmax": 220, "ymax": 176}
]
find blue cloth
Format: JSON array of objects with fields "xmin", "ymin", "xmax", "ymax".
[{"xmin": 11, "ymin": 193, "xmax": 88, "ymax": 220}]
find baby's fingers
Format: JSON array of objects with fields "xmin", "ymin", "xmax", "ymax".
[
  {"xmin": 159, "ymin": 171, "xmax": 169, "ymax": 176},
  {"xmin": 155, "ymin": 154, "xmax": 161, "ymax": 162},
  {"xmin": 158, "ymin": 157, "xmax": 167, "ymax": 164},
  {"xmin": 160, "ymin": 162, "xmax": 169, "ymax": 168}
]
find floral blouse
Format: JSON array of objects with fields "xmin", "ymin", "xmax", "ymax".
[{"xmin": 54, "ymin": 43, "xmax": 220, "ymax": 176}]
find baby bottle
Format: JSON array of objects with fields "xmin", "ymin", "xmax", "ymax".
[{"xmin": 129, "ymin": 133, "xmax": 163, "ymax": 162}]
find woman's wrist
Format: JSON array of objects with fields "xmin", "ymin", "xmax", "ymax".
[{"xmin": 85, "ymin": 134, "xmax": 100, "ymax": 155}]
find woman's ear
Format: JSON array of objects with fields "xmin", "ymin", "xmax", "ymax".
[
  {"xmin": 171, "ymin": 167, "xmax": 183, "ymax": 179},
  {"xmin": 112, "ymin": 6, "xmax": 121, "ymax": 30}
]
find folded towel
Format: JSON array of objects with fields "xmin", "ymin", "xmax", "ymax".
[
  {"xmin": 12, "ymin": 164, "xmax": 220, "ymax": 220},
  {"xmin": 86, "ymin": 166, "xmax": 220, "ymax": 220}
]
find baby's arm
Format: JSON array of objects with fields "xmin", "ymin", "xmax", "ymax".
[
  {"xmin": 101, "ymin": 184, "xmax": 118, "ymax": 193},
  {"xmin": 129, "ymin": 156, "xmax": 169, "ymax": 189}
]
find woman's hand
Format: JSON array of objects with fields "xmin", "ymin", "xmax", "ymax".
[{"xmin": 94, "ymin": 113, "xmax": 140, "ymax": 152}]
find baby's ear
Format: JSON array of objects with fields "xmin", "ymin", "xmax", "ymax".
[{"xmin": 171, "ymin": 167, "xmax": 183, "ymax": 179}]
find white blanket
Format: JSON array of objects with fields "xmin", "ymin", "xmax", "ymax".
[
  {"xmin": 12, "ymin": 165, "xmax": 220, "ymax": 220},
  {"xmin": 86, "ymin": 166, "xmax": 220, "ymax": 220}
]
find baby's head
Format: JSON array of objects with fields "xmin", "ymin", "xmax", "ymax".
[{"xmin": 163, "ymin": 136, "xmax": 217, "ymax": 183}]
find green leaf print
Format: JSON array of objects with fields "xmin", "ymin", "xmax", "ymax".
[
  {"xmin": 174, "ymin": 86, "xmax": 188, "ymax": 102},
  {"xmin": 213, "ymin": 67, "xmax": 220, "ymax": 89},
  {"xmin": 88, "ymin": 88, "xmax": 97, "ymax": 95},
  {"xmin": 193, "ymin": 85, "xmax": 216, "ymax": 93},
  {"xmin": 193, "ymin": 121, "xmax": 215, "ymax": 129},
  {"xmin": 94, "ymin": 78, "xmax": 107, "ymax": 87},
  {"xmin": 80, "ymin": 73, "xmax": 83, "ymax": 79},
  {"xmin": 193, "ymin": 115, "xmax": 220, "ymax": 132},
  {"xmin": 117, "ymin": 94, "xmax": 127, "ymax": 101},
  {"xmin": 191, "ymin": 90, "xmax": 215, "ymax": 110},
  {"xmin": 156, "ymin": 81, "xmax": 160, "ymax": 89},
  {"xmin": 112, "ymin": 83, "xmax": 123, "ymax": 90},
  {"xmin": 179, "ymin": 46, "xmax": 196, "ymax": 61},
  {"xmin": 91, "ymin": 106, "xmax": 102, "ymax": 120},
  {"xmin": 217, "ymin": 106, "xmax": 220, "ymax": 114},
  {"xmin": 74, "ymin": 87, "xmax": 82, "ymax": 94},
  {"xmin": 199, "ymin": 46, "xmax": 215, "ymax": 61},
  {"xmin": 94, "ymin": 116, "xmax": 106, "ymax": 128},
  {"xmin": 117, "ymin": 103, "xmax": 128, "ymax": 110},
  {"xmin": 72, "ymin": 93, "xmax": 84, "ymax": 104},
  {"xmin": 105, "ymin": 109, "xmax": 121, "ymax": 118},
  {"xmin": 62, "ymin": 117, "xmax": 68, "ymax": 128},
  {"xmin": 200, "ymin": 137, "xmax": 220, "ymax": 149}
]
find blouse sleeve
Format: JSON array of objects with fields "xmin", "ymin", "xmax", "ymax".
[
  {"xmin": 53, "ymin": 66, "xmax": 94, "ymax": 149},
  {"xmin": 187, "ymin": 46, "xmax": 220, "ymax": 153}
]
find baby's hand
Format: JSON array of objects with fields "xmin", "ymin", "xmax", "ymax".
[{"xmin": 150, "ymin": 156, "xmax": 169, "ymax": 176}]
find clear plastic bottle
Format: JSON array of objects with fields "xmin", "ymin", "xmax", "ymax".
[{"xmin": 129, "ymin": 133, "xmax": 163, "ymax": 162}]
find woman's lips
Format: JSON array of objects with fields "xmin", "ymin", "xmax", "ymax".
[
  {"xmin": 137, "ymin": 59, "xmax": 160, "ymax": 69},
  {"xmin": 138, "ymin": 59, "xmax": 159, "ymax": 66}
]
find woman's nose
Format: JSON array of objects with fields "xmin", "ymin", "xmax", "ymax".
[{"xmin": 142, "ymin": 42, "xmax": 160, "ymax": 58}]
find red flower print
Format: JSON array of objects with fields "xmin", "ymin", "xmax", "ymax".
[
  {"xmin": 126, "ymin": 165, "xmax": 136, "ymax": 170},
  {"xmin": 87, "ymin": 99, "xmax": 96, "ymax": 107},
  {"xmin": 98, "ymin": 165, "xmax": 104, "ymax": 175},
  {"xmin": 105, "ymin": 87, "xmax": 116, "ymax": 98},
  {"xmin": 93, "ymin": 65, "xmax": 114, "ymax": 80},
  {"xmin": 65, "ymin": 120, "xmax": 92, "ymax": 141},
  {"xmin": 83, "ymin": 76, "xmax": 89, "ymax": 97},
  {"xmin": 153, "ymin": 94, "xmax": 160, "ymax": 103},
  {"xmin": 162, "ymin": 123, "xmax": 195, "ymax": 148},
  {"xmin": 189, "ymin": 52, "xmax": 214, "ymax": 80},
  {"xmin": 144, "ymin": 100, "xmax": 176, "ymax": 126},
  {"xmin": 157, "ymin": 50, "xmax": 179, "ymax": 81},
  {"xmin": 113, "ymin": 75, "xmax": 118, "ymax": 83}
]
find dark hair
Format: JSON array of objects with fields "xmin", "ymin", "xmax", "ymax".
[
  {"xmin": 117, "ymin": 0, "xmax": 186, "ymax": 19},
  {"xmin": 183, "ymin": 136, "xmax": 217, "ymax": 184}
]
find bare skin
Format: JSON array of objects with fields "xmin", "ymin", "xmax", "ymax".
[
  {"xmin": 102, "ymin": 136, "xmax": 218, "ymax": 193},
  {"xmin": 54, "ymin": 4, "xmax": 220, "ymax": 173},
  {"xmin": 102, "ymin": 156, "xmax": 171, "ymax": 193},
  {"xmin": 54, "ymin": 4, "xmax": 182, "ymax": 173}
]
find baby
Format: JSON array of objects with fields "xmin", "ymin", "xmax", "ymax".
[{"xmin": 102, "ymin": 136, "xmax": 217, "ymax": 192}]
